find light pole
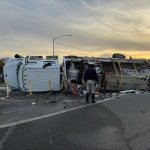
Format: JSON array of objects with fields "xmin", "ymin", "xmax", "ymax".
[{"xmin": 52, "ymin": 34, "xmax": 72, "ymax": 57}]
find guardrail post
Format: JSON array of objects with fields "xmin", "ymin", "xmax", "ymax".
[
  {"xmin": 28, "ymin": 80, "xmax": 32, "ymax": 95},
  {"xmin": 6, "ymin": 81, "xmax": 10, "ymax": 98},
  {"xmin": 49, "ymin": 80, "xmax": 51, "ymax": 93}
]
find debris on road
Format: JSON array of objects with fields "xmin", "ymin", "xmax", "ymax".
[
  {"xmin": 63, "ymin": 104, "xmax": 67, "ymax": 108},
  {"xmin": 49, "ymin": 98, "xmax": 57, "ymax": 103},
  {"xmin": 62, "ymin": 100, "xmax": 73, "ymax": 103},
  {"xmin": 120, "ymin": 90, "xmax": 136, "ymax": 94},
  {"xmin": 0, "ymin": 97, "xmax": 5, "ymax": 100},
  {"xmin": 32, "ymin": 102, "xmax": 36, "ymax": 105}
]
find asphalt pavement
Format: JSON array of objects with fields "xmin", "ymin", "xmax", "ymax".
[
  {"xmin": 103, "ymin": 92, "xmax": 150, "ymax": 150},
  {"xmin": 0, "ymin": 102, "xmax": 129, "ymax": 150},
  {"xmin": 0, "ymin": 90, "xmax": 150, "ymax": 150}
]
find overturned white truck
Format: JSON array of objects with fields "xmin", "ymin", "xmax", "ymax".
[
  {"xmin": 62, "ymin": 54, "xmax": 150, "ymax": 92},
  {"xmin": 3, "ymin": 54, "xmax": 61, "ymax": 92}
]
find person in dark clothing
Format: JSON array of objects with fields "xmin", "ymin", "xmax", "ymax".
[{"xmin": 84, "ymin": 64, "xmax": 99, "ymax": 103}]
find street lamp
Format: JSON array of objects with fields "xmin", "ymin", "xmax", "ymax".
[{"xmin": 52, "ymin": 34, "xmax": 72, "ymax": 57}]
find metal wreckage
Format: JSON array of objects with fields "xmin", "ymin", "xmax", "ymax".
[{"xmin": 62, "ymin": 54, "xmax": 150, "ymax": 94}]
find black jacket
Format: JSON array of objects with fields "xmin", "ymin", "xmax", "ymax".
[{"xmin": 84, "ymin": 67, "xmax": 99, "ymax": 83}]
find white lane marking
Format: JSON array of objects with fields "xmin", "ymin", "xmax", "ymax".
[
  {"xmin": 0, "ymin": 126, "xmax": 16, "ymax": 150},
  {"xmin": 0, "ymin": 98, "xmax": 113, "ymax": 129},
  {"xmin": 102, "ymin": 97, "xmax": 115, "ymax": 102}
]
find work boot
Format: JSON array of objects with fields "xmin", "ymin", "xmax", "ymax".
[
  {"xmin": 86, "ymin": 93, "xmax": 89, "ymax": 103},
  {"xmin": 92, "ymin": 93, "xmax": 96, "ymax": 103}
]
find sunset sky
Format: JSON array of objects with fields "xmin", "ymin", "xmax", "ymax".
[{"xmin": 1, "ymin": 0, "xmax": 150, "ymax": 61}]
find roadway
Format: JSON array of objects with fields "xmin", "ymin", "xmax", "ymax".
[{"xmin": 0, "ymin": 92, "xmax": 150, "ymax": 150}]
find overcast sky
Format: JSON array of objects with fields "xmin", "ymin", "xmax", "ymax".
[{"xmin": 1, "ymin": 0, "xmax": 150, "ymax": 60}]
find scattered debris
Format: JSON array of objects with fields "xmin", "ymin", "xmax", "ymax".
[
  {"xmin": 63, "ymin": 104, "xmax": 67, "ymax": 108},
  {"xmin": 79, "ymin": 90, "xmax": 86, "ymax": 97},
  {"xmin": 120, "ymin": 90, "xmax": 145, "ymax": 95},
  {"xmin": 95, "ymin": 92, "xmax": 100, "ymax": 97},
  {"xmin": 32, "ymin": 102, "xmax": 36, "ymax": 105},
  {"xmin": 135, "ymin": 90, "xmax": 140, "ymax": 94},
  {"xmin": 62, "ymin": 100, "xmax": 73, "ymax": 103},
  {"xmin": 45, "ymin": 98, "xmax": 57, "ymax": 103},
  {"xmin": 111, "ymin": 93, "xmax": 120, "ymax": 98},
  {"xmin": 0, "ymin": 97, "xmax": 5, "ymax": 100},
  {"xmin": 120, "ymin": 90, "xmax": 136, "ymax": 94},
  {"xmin": 49, "ymin": 100, "xmax": 57, "ymax": 103},
  {"xmin": 99, "ymin": 101, "xmax": 103, "ymax": 104},
  {"xmin": 62, "ymin": 100, "xmax": 73, "ymax": 108},
  {"xmin": 49, "ymin": 98, "xmax": 57, "ymax": 103},
  {"xmin": 95, "ymin": 94, "xmax": 100, "ymax": 98}
]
